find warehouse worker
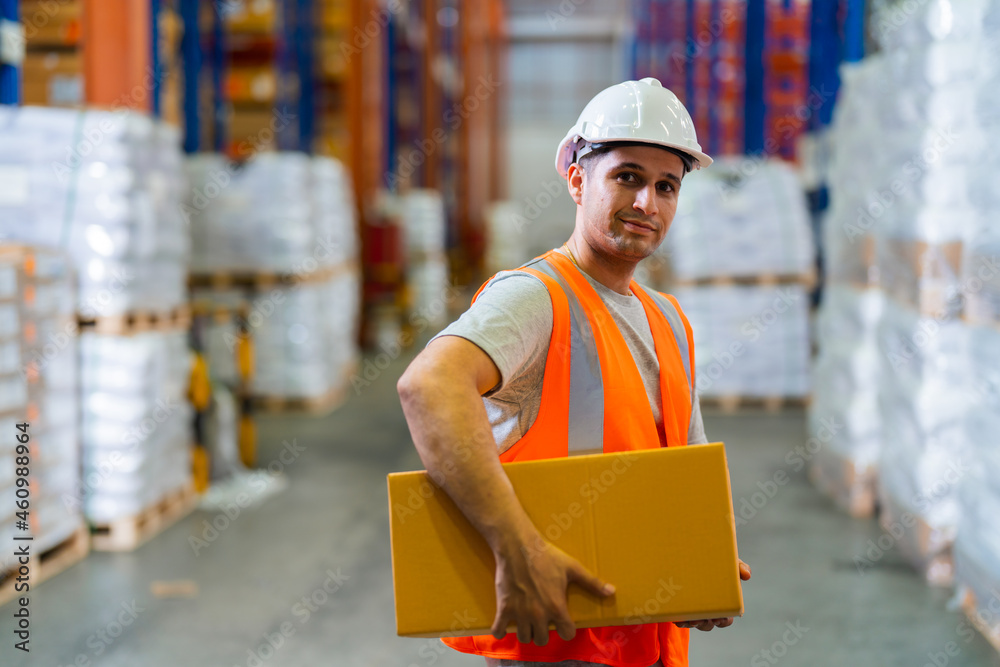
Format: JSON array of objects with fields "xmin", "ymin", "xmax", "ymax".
[{"xmin": 397, "ymin": 78, "xmax": 750, "ymax": 667}]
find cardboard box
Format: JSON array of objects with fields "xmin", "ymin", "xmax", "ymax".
[
  {"xmin": 21, "ymin": 0, "xmax": 82, "ymax": 48},
  {"xmin": 22, "ymin": 50, "xmax": 83, "ymax": 107},
  {"xmin": 388, "ymin": 443, "xmax": 743, "ymax": 638}
]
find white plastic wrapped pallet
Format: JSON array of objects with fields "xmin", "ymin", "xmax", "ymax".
[
  {"xmin": 186, "ymin": 153, "xmax": 361, "ymax": 399},
  {"xmin": 652, "ymin": 157, "xmax": 814, "ymax": 400},
  {"xmin": 79, "ymin": 331, "xmax": 193, "ymax": 523},
  {"xmin": 661, "ymin": 158, "xmax": 814, "ymax": 281},
  {"xmin": 0, "ymin": 106, "xmax": 189, "ymax": 316},
  {"xmin": 0, "ymin": 248, "xmax": 80, "ymax": 571},
  {"xmin": 673, "ymin": 284, "xmax": 811, "ymax": 399}
]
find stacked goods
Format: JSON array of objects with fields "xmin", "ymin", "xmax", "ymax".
[
  {"xmin": 655, "ymin": 158, "xmax": 814, "ymax": 405},
  {"xmin": 20, "ymin": 0, "xmax": 83, "ymax": 107},
  {"xmin": 79, "ymin": 331, "xmax": 193, "ymax": 527},
  {"xmin": 807, "ymin": 58, "xmax": 887, "ymax": 517},
  {"xmin": 954, "ymin": 0, "xmax": 1000, "ymax": 645},
  {"xmin": 186, "ymin": 153, "xmax": 360, "ymax": 407},
  {"xmin": 401, "ymin": 189, "xmax": 450, "ymax": 328},
  {"xmin": 0, "ymin": 245, "xmax": 82, "ymax": 578},
  {"xmin": 315, "ymin": 0, "xmax": 350, "ymax": 160},
  {"xmin": 867, "ymin": 0, "xmax": 984, "ymax": 586},
  {"xmin": 0, "ymin": 106, "xmax": 190, "ymax": 319}
]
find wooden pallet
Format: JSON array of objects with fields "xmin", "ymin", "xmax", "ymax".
[
  {"xmin": 78, "ymin": 304, "xmax": 192, "ymax": 335},
  {"xmin": 675, "ymin": 272, "xmax": 817, "ymax": 289},
  {"xmin": 90, "ymin": 482, "xmax": 198, "ymax": 552},
  {"xmin": 0, "ymin": 523, "xmax": 90, "ymax": 607},
  {"xmin": 189, "ymin": 262, "xmax": 356, "ymax": 291},
  {"xmin": 807, "ymin": 455, "xmax": 877, "ymax": 519},
  {"xmin": 250, "ymin": 383, "xmax": 348, "ymax": 416},
  {"xmin": 699, "ymin": 395, "xmax": 810, "ymax": 414},
  {"xmin": 961, "ymin": 589, "xmax": 1000, "ymax": 653}
]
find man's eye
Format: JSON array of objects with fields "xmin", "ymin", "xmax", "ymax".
[{"xmin": 618, "ymin": 173, "xmax": 637, "ymax": 183}]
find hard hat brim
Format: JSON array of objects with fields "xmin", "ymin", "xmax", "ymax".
[{"xmin": 555, "ymin": 134, "xmax": 713, "ymax": 180}]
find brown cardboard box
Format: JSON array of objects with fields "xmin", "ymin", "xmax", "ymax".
[
  {"xmin": 388, "ymin": 443, "xmax": 743, "ymax": 638},
  {"xmin": 222, "ymin": 0, "xmax": 277, "ymax": 33},
  {"xmin": 22, "ymin": 50, "xmax": 83, "ymax": 107},
  {"xmin": 21, "ymin": 0, "xmax": 82, "ymax": 48}
]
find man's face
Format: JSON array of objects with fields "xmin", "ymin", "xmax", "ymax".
[{"xmin": 569, "ymin": 144, "xmax": 685, "ymax": 262}]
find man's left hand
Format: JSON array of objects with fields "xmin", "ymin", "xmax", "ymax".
[{"xmin": 675, "ymin": 559, "xmax": 751, "ymax": 632}]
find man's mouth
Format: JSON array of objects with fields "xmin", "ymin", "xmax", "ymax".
[{"xmin": 620, "ymin": 218, "xmax": 656, "ymax": 233}]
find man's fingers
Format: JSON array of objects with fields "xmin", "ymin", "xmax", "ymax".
[
  {"xmin": 695, "ymin": 620, "xmax": 715, "ymax": 632},
  {"xmin": 739, "ymin": 560, "xmax": 752, "ymax": 581},
  {"xmin": 490, "ymin": 610, "xmax": 512, "ymax": 640},
  {"xmin": 516, "ymin": 619, "xmax": 532, "ymax": 644},
  {"xmin": 713, "ymin": 617, "xmax": 734, "ymax": 628},
  {"xmin": 531, "ymin": 616, "xmax": 550, "ymax": 646},
  {"xmin": 567, "ymin": 561, "xmax": 616, "ymax": 598},
  {"xmin": 554, "ymin": 614, "xmax": 577, "ymax": 642}
]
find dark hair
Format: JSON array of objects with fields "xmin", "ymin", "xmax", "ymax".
[{"xmin": 577, "ymin": 141, "xmax": 695, "ymax": 174}]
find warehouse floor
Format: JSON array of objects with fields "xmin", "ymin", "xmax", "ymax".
[{"xmin": 3, "ymin": 349, "xmax": 998, "ymax": 667}]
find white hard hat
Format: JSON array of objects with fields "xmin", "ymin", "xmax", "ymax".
[{"xmin": 554, "ymin": 77, "xmax": 712, "ymax": 180}]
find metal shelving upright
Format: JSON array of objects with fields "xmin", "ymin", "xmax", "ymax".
[{"xmin": 0, "ymin": 0, "xmax": 21, "ymax": 105}]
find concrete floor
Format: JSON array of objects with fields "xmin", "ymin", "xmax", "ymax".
[{"xmin": 3, "ymin": 349, "xmax": 999, "ymax": 666}]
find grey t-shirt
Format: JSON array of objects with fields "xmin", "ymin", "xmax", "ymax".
[{"xmin": 433, "ymin": 257, "xmax": 708, "ymax": 455}]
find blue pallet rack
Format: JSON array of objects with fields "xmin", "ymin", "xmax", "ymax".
[
  {"xmin": 0, "ymin": 0, "xmax": 20, "ymax": 105},
  {"xmin": 182, "ymin": 0, "xmax": 315, "ymax": 154}
]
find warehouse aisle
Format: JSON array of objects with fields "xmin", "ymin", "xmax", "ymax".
[{"xmin": 3, "ymin": 350, "xmax": 997, "ymax": 667}]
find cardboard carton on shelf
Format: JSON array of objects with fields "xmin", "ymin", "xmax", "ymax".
[
  {"xmin": 388, "ymin": 443, "xmax": 744, "ymax": 638},
  {"xmin": 22, "ymin": 51, "xmax": 83, "ymax": 107},
  {"xmin": 21, "ymin": 0, "xmax": 82, "ymax": 48}
]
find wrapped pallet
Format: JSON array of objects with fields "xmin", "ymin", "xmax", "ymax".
[
  {"xmin": 186, "ymin": 153, "xmax": 360, "ymax": 406},
  {"xmin": 652, "ymin": 158, "xmax": 815, "ymax": 406},
  {"xmin": 0, "ymin": 106, "xmax": 189, "ymax": 317},
  {"xmin": 0, "ymin": 245, "xmax": 85, "ymax": 584},
  {"xmin": 79, "ymin": 331, "xmax": 194, "ymax": 526},
  {"xmin": 808, "ymin": 56, "xmax": 888, "ymax": 516}
]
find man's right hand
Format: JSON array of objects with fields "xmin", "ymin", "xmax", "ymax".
[{"xmin": 490, "ymin": 532, "xmax": 616, "ymax": 646}]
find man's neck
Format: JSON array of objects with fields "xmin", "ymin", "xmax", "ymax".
[{"xmin": 562, "ymin": 235, "xmax": 636, "ymax": 296}]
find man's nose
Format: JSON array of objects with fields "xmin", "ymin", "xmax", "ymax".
[{"xmin": 634, "ymin": 185, "xmax": 658, "ymax": 216}]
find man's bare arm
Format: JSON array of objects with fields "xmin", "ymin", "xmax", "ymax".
[{"xmin": 397, "ymin": 335, "xmax": 614, "ymax": 646}]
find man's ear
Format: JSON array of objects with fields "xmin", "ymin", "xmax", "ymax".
[{"xmin": 567, "ymin": 163, "xmax": 585, "ymax": 205}]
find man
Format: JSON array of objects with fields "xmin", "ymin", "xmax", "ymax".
[{"xmin": 397, "ymin": 78, "xmax": 750, "ymax": 667}]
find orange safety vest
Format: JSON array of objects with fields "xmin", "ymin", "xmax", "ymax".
[{"xmin": 443, "ymin": 250, "xmax": 697, "ymax": 667}]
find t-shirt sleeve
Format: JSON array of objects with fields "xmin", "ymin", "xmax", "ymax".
[
  {"xmin": 687, "ymin": 392, "xmax": 709, "ymax": 445},
  {"xmin": 430, "ymin": 271, "xmax": 553, "ymax": 395}
]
